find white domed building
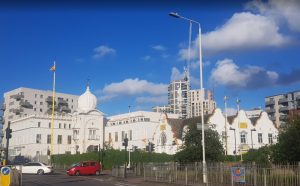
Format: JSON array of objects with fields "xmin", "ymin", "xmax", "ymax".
[{"xmin": 6, "ymin": 85, "xmax": 104, "ymax": 163}]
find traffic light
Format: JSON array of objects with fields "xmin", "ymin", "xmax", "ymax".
[
  {"xmin": 122, "ymin": 137, "xmax": 128, "ymax": 147},
  {"xmin": 5, "ymin": 122, "xmax": 12, "ymax": 140}
]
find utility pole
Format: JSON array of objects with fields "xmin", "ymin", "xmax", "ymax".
[{"xmin": 5, "ymin": 121, "xmax": 12, "ymax": 165}]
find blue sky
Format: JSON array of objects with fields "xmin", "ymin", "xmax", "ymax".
[{"xmin": 1, "ymin": 0, "xmax": 300, "ymax": 116}]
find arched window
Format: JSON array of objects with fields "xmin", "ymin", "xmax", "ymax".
[{"xmin": 160, "ymin": 132, "xmax": 167, "ymax": 146}]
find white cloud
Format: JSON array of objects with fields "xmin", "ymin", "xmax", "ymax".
[
  {"xmin": 210, "ymin": 59, "xmax": 278, "ymax": 89},
  {"xmin": 170, "ymin": 67, "xmax": 185, "ymax": 81},
  {"xmin": 226, "ymin": 107, "xmax": 238, "ymax": 116},
  {"xmin": 136, "ymin": 96, "xmax": 167, "ymax": 104},
  {"xmin": 179, "ymin": 11, "xmax": 290, "ymax": 59},
  {"xmin": 102, "ymin": 78, "xmax": 167, "ymax": 96},
  {"xmin": 247, "ymin": 0, "xmax": 300, "ymax": 32},
  {"xmin": 93, "ymin": 45, "xmax": 116, "ymax": 59},
  {"xmin": 142, "ymin": 55, "xmax": 151, "ymax": 61},
  {"xmin": 98, "ymin": 94, "xmax": 116, "ymax": 102},
  {"xmin": 152, "ymin": 45, "xmax": 167, "ymax": 51},
  {"xmin": 203, "ymin": 12, "xmax": 290, "ymax": 53}
]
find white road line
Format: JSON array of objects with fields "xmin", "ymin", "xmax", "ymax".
[{"xmin": 115, "ymin": 182, "xmax": 137, "ymax": 186}]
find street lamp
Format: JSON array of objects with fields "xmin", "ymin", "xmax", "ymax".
[
  {"xmin": 169, "ymin": 12, "xmax": 207, "ymax": 184},
  {"xmin": 229, "ymin": 127, "xmax": 236, "ymax": 161},
  {"xmin": 250, "ymin": 128, "xmax": 256, "ymax": 149}
]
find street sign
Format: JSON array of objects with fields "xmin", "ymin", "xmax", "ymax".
[
  {"xmin": 231, "ymin": 166, "xmax": 245, "ymax": 183},
  {"xmin": 1, "ymin": 166, "xmax": 11, "ymax": 186}
]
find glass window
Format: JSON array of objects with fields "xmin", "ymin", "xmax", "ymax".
[
  {"xmin": 64, "ymin": 123, "xmax": 66, "ymax": 129},
  {"xmin": 129, "ymin": 130, "xmax": 132, "ymax": 140},
  {"xmin": 69, "ymin": 124, "xmax": 71, "ymax": 129},
  {"xmin": 59, "ymin": 123, "xmax": 61, "ymax": 128},
  {"xmin": 57, "ymin": 135, "xmax": 62, "ymax": 144},
  {"xmin": 47, "ymin": 135, "xmax": 51, "ymax": 144},
  {"xmin": 240, "ymin": 133, "xmax": 246, "ymax": 144},
  {"xmin": 268, "ymin": 133, "xmax": 273, "ymax": 144},
  {"xmin": 258, "ymin": 133, "xmax": 263, "ymax": 143},
  {"xmin": 40, "ymin": 102, "xmax": 43, "ymax": 105},
  {"xmin": 115, "ymin": 132, "xmax": 118, "ymax": 142},
  {"xmin": 38, "ymin": 122, "xmax": 41, "ymax": 128},
  {"xmin": 40, "ymin": 108, "xmax": 42, "ymax": 112},
  {"xmin": 49, "ymin": 122, "xmax": 51, "ymax": 128},
  {"xmin": 122, "ymin": 131, "xmax": 125, "ymax": 140},
  {"xmin": 68, "ymin": 135, "xmax": 72, "ymax": 144},
  {"xmin": 36, "ymin": 134, "xmax": 41, "ymax": 144},
  {"xmin": 40, "ymin": 95, "xmax": 43, "ymax": 98}
]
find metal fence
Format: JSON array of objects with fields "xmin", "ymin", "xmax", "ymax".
[{"xmin": 112, "ymin": 162, "xmax": 300, "ymax": 186}]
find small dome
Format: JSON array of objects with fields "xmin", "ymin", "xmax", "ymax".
[{"xmin": 78, "ymin": 86, "xmax": 97, "ymax": 111}]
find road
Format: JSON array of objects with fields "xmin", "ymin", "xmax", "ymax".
[{"xmin": 22, "ymin": 171, "xmax": 172, "ymax": 186}]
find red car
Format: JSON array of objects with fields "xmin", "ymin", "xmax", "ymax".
[{"xmin": 66, "ymin": 161, "xmax": 101, "ymax": 176}]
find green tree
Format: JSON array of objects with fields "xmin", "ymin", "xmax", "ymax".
[
  {"xmin": 242, "ymin": 146, "xmax": 271, "ymax": 166},
  {"xmin": 271, "ymin": 117, "xmax": 300, "ymax": 163},
  {"xmin": 175, "ymin": 123, "xmax": 224, "ymax": 162}
]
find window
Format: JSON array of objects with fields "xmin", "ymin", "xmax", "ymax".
[
  {"xmin": 57, "ymin": 135, "xmax": 62, "ymax": 144},
  {"xmin": 49, "ymin": 122, "xmax": 51, "ymax": 128},
  {"xmin": 268, "ymin": 133, "xmax": 273, "ymax": 144},
  {"xmin": 258, "ymin": 133, "xmax": 263, "ymax": 143},
  {"xmin": 36, "ymin": 134, "xmax": 41, "ymax": 144},
  {"xmin": 34, "ymin": 101, "xmax": 37, "ymax": 105},
  {"xmin": 64, "ymin": 123, "xmax": 66, "ymax": 129},
  {"xmin": 67, "ymin": 135, "xmax": 72, "ymax": 144},
  {"xmin": 129, "ymin": 130, "xmax": 132, "ymax": 140},
  {"xmin": 34, "ymin": 108, "xmax": 36, "ymax": 111},
  {"xmin": 160, "ymin": 132, "xmax": 167, "ymax": 146},
  {"xmin": 222, "ymin": 131, "xmax": 226, "ymax": 143},
  {"xmin": 38, "ymin": 122, "xmax": 41, "ymax": 128},
  {"xmin": 47, "ymin": 135, "xmax": 51, "ymax": 144},
  {"xmin": 115, "ymin": 132, "xmax": 118, "ymax": 142},
  {"xmin": 122, "ymin": 131, "xmax": 125, "ymax": 140},
  {"xmin": 240, "ymin": 133, "xmax": 246, "ymax": 144},
  {"xmin": 40, "ymin": 95, "xmax": 43, "ymax": 98},
  {"xmin": 69, "ymin": 124, "xmax": 71, "ymax": 129},
  {"xmin": 89, "ymin": 130, "xmax": 96, "ymax": 140},
  {"xmin": 40, "ymin": 108, "xmax": 42, "ymax": 112},
  {"xmin": 35, "ymin": 94, "xmax": 37, "ymax": 98},
  {"xmin": 59, "ymin": 123, "xmax": 61, "ymax": 128},
  {"xmin": 40, "ymin": 102, "xmax": 43, "ymax": 105}
]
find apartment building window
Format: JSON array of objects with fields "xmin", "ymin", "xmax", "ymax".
[
  {"xmin": 40, "ymin": 95, "xmax": 43, "ymax": 98},
  {"xmin": 57, "ymin": 135, "xmax": 62, "ymax": 144},
  {"xmin": 47, "ymin": 135, "xmax": 51, "ymax": 144},
  {"xmin": 89, "ymin": 130, "xmax": 96, "ymax": 140},
  {"xmin": 268, "ymin": 134, "xmax": 273, "ymax": 144},
  {"xmin": 34, "ymin": 108, "xmax": 36, "ymax": 111},
  {"xmin": 38, "ymin": 122, "xmax": 41, "ymax": 128},
  {"xmin": 40, "ymin": 108, "xmax": 42, "ymax": 112},
  {"xmin": 35, "ymin": 94, "xmax": 37, "ymax": 98},
  {"xmin": 59, "ymin": 123, "xmax": 61, "ymax": 128},
  {"xmin": 64, "ymin": 123, "xmax": 66, "ymax": 129},
  {"xmin": 240, "ymin": 133, "xmax": 247, "ymax": 144},
  {"xmin": 34, "ymin": 101, "xmax": 37, "ymax": 105},
  {"xmin": 129, "ymin": 130, "xmax": 132, "ymax": 140},
  {"xmin": 69, "ymin": 124, "xmax": 71, "ymax": 129},
  {"xmin": 258, "ymin": 133, "xmax": 263, "ymax": 143},
  {"xmin": 9, "ymin": 101, "xmax": 14, "ymax": 106},
  {"xmin": 49, "ymin": 122, "xmax": 51, "ymax": 128},
  {"xmin": 36, "ymin": 134, "xmax": 41, "ymax": 144},
  {"xmin": 115, "ymin": 132, "xmax": 118, "ymax": 142},
  {"xmin": 67, "ymin": 135, "xmax": 72, "ymax": 144},
  {"xmin": 40, "ymin": 102, "xmax": 43, "ymax": 105}
]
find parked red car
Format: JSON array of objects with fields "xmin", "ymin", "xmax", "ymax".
[{"xmin": 66, "ymin": 161, "xmax": 101, "ymax": 176}]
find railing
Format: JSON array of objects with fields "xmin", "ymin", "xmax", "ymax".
[{"xmin": 112, "ymin": 162, "xmax": 300, "ymax": 186}]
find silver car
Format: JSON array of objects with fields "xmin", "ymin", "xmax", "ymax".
[{"xmin": 16, "ymin": 162, "xmax": 54, "ymax": 175}]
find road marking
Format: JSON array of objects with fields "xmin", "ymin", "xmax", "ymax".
[{"xmin": 115, "ymin": 182, "xmax": 137, "ymax": 186}]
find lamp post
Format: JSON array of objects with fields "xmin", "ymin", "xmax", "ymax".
[
  {"xmin": 169, "ymin": 12, "xmax": 207, "ymax": 184},
  {"xmin": 229, "ymin": 127, "xmax": 236, "ymax": 161},
  {"xmin": 251, "ymin": 128, "xmax": 256, "ymax": 149}
]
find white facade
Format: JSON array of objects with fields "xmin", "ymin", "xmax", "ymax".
[{"xmin": 105, "ymin": 111, "xmax": 180, "ymax": 154}]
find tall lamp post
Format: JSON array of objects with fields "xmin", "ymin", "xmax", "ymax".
[
  {"xmin": 229, "ymin": 127, "xmax": 236, "ymax": 161},
  {"xmin": 250, "ymin": 128, "xmax": 256, "ymax": 149},
  {"xmin": 169, "ymin": 12, "xmax": 207, "ymax": 184}
]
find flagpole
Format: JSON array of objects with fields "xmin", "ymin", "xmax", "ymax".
[{"xmin": 50, "ymin": 61, "xmax": 56, "ymax": 160}]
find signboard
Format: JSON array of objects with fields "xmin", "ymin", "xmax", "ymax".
[
  {"xmin": 231, "ymin": 166, "xmax": 245, "ymax": 183},
  {"xmin": 160, "ymin": 124, "xmax": 166, "ymax": 131},
  {"xmin": 1, "ymin": 166, "xmax": 11, "ymax": 186},
  {"xmin": 239, "ymin": 122, "xmax": 248, "ymax": 129}
]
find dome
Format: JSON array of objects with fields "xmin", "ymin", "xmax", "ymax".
[{"xmin": 78, "ymin": 86, "xmax": 97, "ymax": 111}]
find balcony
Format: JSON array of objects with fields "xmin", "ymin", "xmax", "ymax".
[
  {"xmin": 279, "ymin": 106, "xmax": 289, "ymax": 112},
  {"xmin": 60, "ymin": 106, "xmax": 71, "ymax": 113},
  {"xmin": 265, "ymin": 108, "xmax": 275, "ymax": 113},
  {"xmin": 46, "ymin": 97, "xmax": 56, "ymax": 104},
  {"xmin": 57, "ymin": 99, "xmax": 68, "ymax": 106},
  {"xmin": 279, "ymin": 115, "xmax": 288, "ymax": 120},
  {"xmin": 10, "ymin": 94, "xmax": 24, "ymax": 101},
  {"xmin": 19, "ymin": 100, "xmax": 33, "ymax": 109},
  {"xmin": 265, "ymin": 100, "xmax": 275, "ymax": 106},
  {"xmin": 12, "ymin": 108, "xmax": 24, "ymax": 115},
  {"xmin": 278, "ymin": 98, "xmax": 288, "ymax": 105},
  {"xmin": 0, "ymin": 103, "xmax": 5, "ymax": 111},
  {"xmin": 268, "ymin": 115, "xmax": 276, "ymax": 121}
]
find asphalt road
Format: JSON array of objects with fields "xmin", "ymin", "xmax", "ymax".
[{"xmin": 22, "ymin": 171, "xmax": 173, "ymax": 186}]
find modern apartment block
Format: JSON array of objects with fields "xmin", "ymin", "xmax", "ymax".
[
  {"xmin": 168, "ymin": 77, "xmax": 189, "ymax": 119},
  {"xmin": 152, "ymin": 105, "xmax": 172, "ymax": 113},
  {"xmin": 2, "ymin": 87, "xmax": 79, "ymax": 124},
  {"xmin": 188, "ymin": 89, "xmax": 216, "ymax": 118},
  {"xmin": 265, "ymin": 90, "xmax": 300, "ymax": 128}
]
